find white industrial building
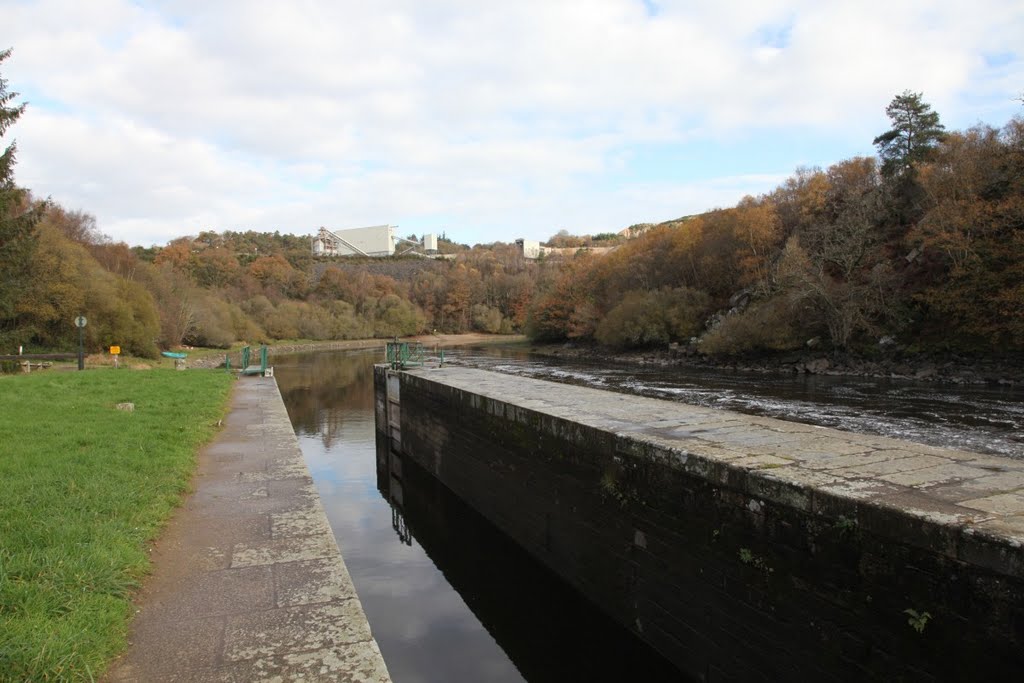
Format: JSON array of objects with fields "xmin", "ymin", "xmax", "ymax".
[
  {"xmin": 515, "ymin": 237, "xmax": 619, "ymax": 260},
  {"xmin": 515, "ymin": 238, "xmax": 544, "ymax": 259},
  {"xmin": 313, "ymin": 225, "xmax": 438, "ymax": 257}
]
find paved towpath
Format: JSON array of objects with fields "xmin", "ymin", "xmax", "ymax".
[{"xmin": 105, "ymin": 376, "xmax": 390, "ymax": 682}]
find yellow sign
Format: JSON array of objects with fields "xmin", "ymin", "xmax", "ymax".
[{"xmin": 110, "ymin": 346, "xmax": 121, "ymax": 355}]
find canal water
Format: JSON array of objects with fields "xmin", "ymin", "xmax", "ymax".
[
  {"xmin": 274, "ymin": 347, "xmax": 685, "ymax": 683},
  {"xmin": 274, "ymin": 344, "xmax": 1024, "ymax": 682}
]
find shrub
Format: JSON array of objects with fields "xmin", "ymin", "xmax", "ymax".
[
  {"xmin": 230, "ymin": 305, "xmax": 265, "ymax": 342},
  {"xmin": 595, "ymin": 287, "xmax": 711, "ymax": 349},
  {"xmin": 186, "ymin": 296, "xmax": 236, "ymax": 348},
  {"xmin": 471, "ymin": 304, "xmax": 504, "ymax": 333},
  {"xmin": 372, "ymin": 295, "xmax": 425, "ymax": 337},
  {"xmin": 699, "ymin": 295, "xmax": 806, "ymax": 355},
  {"xmin": 262, "ymin": 301, "xmax": 300, "ymax": 340},
  {"xmin": 327, "ymin": 301, "xmax": 371, "ymax": 339}
]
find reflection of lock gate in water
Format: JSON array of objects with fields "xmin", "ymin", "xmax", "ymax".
[
  {"xmin": 380, "ymin": 439, "xmax": 412, "ymax": 546},
  {"xmin": 370, "ymin": 430, "xmax": 686, "ymax": 681}
]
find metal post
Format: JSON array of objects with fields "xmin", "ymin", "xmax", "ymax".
[{"xmin": 74, "ymin": 315, "xmax": 87, "ymax": 370}]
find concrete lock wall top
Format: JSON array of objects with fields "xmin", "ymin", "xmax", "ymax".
[{"xmin": 374, "ymin": 365, "xmax": 1024, "ymax": 681}]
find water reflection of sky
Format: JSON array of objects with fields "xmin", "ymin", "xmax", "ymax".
[
  {"xmin": 294, "ymin": 408, "xmax": 522, "ymax": 683},
  {"xmin": 277, "ymin": 348, "xmax": 686, "ymax": 683},
  {"xmin": 275, "ymin": 344, "xmax": 1024, "ymax": 682}
]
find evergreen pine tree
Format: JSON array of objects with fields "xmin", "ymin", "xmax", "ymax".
[
  {"xmin": 0, "ymin": 47, "xmax": 44, "ymax": 324},
  {"xmin": 873, "ymin": 90, "xmax": 946, "ymax": 177}
]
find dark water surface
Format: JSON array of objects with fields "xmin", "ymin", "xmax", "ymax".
[
  {"xmin": 274, "ymin": 344, "xmax": 1024, "ymax": 682},
  {"xmin": 274, "ymin": 348, "xmax": 684, "ymax": 683}
]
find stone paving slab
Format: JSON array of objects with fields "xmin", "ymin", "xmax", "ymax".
[
  {"xmin": 406, "ymin": 366, "xmax": 1024, "ymax": 578},
  {"xmin": 104, "ymin": 377, "xmax": 390, "ymax": 683}
]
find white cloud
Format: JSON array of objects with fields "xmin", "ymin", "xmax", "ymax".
[{"xmin": 4, "ymin": 0, "xmax": 1022, "ymax": 245}]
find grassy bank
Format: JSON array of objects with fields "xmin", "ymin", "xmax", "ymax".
[{"xmin": 0, "ymin": 369, "xmax": 234, "ymax": 681}]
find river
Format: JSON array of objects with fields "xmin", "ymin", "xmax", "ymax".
[
  {"xmin": 450, "ymin": 346, "xmax": 1024, "ymax": 459},
  {"xmin": 274, "ymin": 343, "xmax": 1024, "ymax": 682}
]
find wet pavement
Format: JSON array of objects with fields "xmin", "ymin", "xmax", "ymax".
[{"xmin": 105, "ymin": 376, "xmax": 390, "ymax": 683}]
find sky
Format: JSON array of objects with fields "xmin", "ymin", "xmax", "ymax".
[{"xmin": 4, "ymin": 0, "xmax": 1023, "ymax": 248}]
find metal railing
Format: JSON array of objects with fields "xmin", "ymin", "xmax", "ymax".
[{"xmin": 386, "ymin": 339, "xmax": 427, "ymax": 369}]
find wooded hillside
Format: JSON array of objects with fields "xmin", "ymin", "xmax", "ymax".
[
  {"xmin": 526, "ymin": 97, "xmax": 1024, "ymax": 356},
  {"xmin": 2, "ymin": 56, "xmax": 1021, "ymax": 361}
]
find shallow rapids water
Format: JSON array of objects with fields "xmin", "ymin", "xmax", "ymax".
[{"xmin": 450, "ymin": 345, "xmax": 1024, "ymax": 460}]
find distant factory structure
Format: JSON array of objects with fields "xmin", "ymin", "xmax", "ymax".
[
  {"xmin": 312, "ymin": 225, "xmax": 438, "ymax": 258},
  {"xmin": 514, "ymin": 238, "xmax": 546, "ymax": 259},
  {"xmin": 515, "ymin": 238, "xmax": 617, "ymax": 260}
]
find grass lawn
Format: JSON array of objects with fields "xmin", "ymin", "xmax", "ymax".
[{"xmin": 0, "ymin": 369, "xmax": 234, "ymax": 682}]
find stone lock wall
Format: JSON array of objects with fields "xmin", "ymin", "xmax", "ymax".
[{"xmin": 375, "ymin": 366, "xmax": 1024, "ymax": 681}]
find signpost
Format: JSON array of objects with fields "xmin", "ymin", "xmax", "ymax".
[
  {"xmin": 75, "ymin": 316, "xmax": 87, "ymax": 370},
  {"xmin": 110, "ymin": 345, "xmax": 120, "ymax": 369}
]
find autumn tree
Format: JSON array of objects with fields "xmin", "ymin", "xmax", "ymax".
[
  {"xmin": 485, "ymin": 271, "xmax": 534, "ymax": 328},
  {"xmin": 525, "ymin": 254, "xmax": 600, "ymax": 340},
  {"xmin": 780, "ymin": 235, "xmax": 895, "ymax": 351},
  {"xmin": 10, "ymin": 208, "xmax": 160, "ymax": 355},
  {"xmin": 0, "ymin": 48, "xmax": 44, "ymax": 329},
  {"xmin": 138, "ymin": 261, "xmax": 200, "ymax": 347},
  {"xmin": 731, "ymin": 196, "xmax": 783, "ymax": 290},
  {"xmin": 91, "ymin": 241, "xmax": 140, "ymax": 281},
  {"xmin": 777, "ymin": 157, "xmax": 899, "ymax": 350},
  {"xmin": 802, "ymin": 157, "xmax": 885, "ymax": 278},
  {"xmin": 408, "ymin": 270, "xmax": 440, "ymax": 323},
  {"xmin": 437, "ymin": 263, "xmax": 481, "ymax": 333},
  {"xmin": 191, "ymin": 247, "xmax": 242, "ymax": 288},
  {"xmin": 770, "ymin": 166, "xmax": 828, "ymax": 245},
  {"xmin": 589, "ymin": 223, "xmax": 703, "ymax": 310},
  {"xmin": 313, "ymin": 266, "xmax": 351, "ymax": 301},
  {"xmin": 248, "ymin": 254, "xmax": 307, "ymax": 298},
  {"xmin": 873, "ymin": 90, "xmax": 946, "ymax": 177},
  {"xmin": 41, "ymin": 205, "xmax": 99, "ymax": 245},
  {"xmin": 912, "ymin": 119, "xmax": 1024, "ymax": 348},
  {"xmin": 154, "ymin": 237, "xmax": 194, "ymax": 271}
]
